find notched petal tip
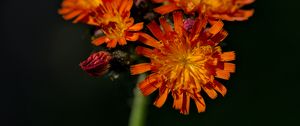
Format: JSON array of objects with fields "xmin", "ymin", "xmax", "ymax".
[
  {"xmin": 221, "ymin": 51, "xmax": 236, "ymax": 61},
  {"xmin": 154, "ymin": 89, "xmax": 169, "ymax": 108}
]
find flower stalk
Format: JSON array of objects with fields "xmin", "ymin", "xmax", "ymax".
[{"xmin": 129, "ymin": 74, "xmax": 148, "ymax": 126}]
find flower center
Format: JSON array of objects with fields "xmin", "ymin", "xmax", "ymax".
[
  {"xmin": 152, "ymin": 34, "xmax": 214, "ymax": 90},
  {"xmin": 101, "ymin": 16, "xmax": 127, "ymax": 39}
]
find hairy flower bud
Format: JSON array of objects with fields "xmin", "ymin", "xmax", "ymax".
[{"xmin": 80, "ymin": 51, "xmax": 112, "ymax": 77}]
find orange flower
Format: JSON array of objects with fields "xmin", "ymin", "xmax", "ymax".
[
  {"xmin": 91, "ymin": 0, "xmax": 144, "ymax": 48},
  {"xmin": 153, "ymin": 0, "xmax": 254, "ymax": 21},
  {"xmin": 130, "ymin": 12, "xmax": 235, "ymax": 114},
  {"xmin": 58, "ymin": 0, "xmax": 102, "ymax": 25}
]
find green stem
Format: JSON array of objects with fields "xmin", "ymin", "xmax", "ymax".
[{"xmin": 128, "ymin": 74, "xmax": 148, "ymax": 126}]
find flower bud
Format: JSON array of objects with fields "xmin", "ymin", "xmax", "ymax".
[
  {"xmin": 80, "ymin": 51, "xmax": 112, "ymax": 77},
  {"xmin": 183, "ymin": 18, "xmax": 195, "ymax": 32}
]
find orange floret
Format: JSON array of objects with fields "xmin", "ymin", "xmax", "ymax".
[
  {"xmin": 91, "ymin": 0, "xmax": 143, "ymax": 48},
  {"xmin": 58, "ymin": 0, "xmax": 102, "ymax": 25},
  {"xmin": 153, "ymin": 0, "xmax": 254, "ymax": 21},
  {"xmin": 131, "ymin": 12, "xmax": 235, "ymax": 114}
]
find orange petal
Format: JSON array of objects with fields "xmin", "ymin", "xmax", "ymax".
[
  {"xmin": 238, "ymin": 0, "xmax": 255, "ymax": 4},
  {"xmin": 224, "ymin": 63, "xmax": 235, "ymax": 73},
  {"xmin": 126, "ymin": 33, "xmax": 139, "ymax": 41},
  {"xmin": 203, "ymin": 86, "xmax": 218, "ymax": 99},
  {"xmin": 138, "ymin": 33, "xmax": 161, "ymax": 48},
  {"xmin": 118, "ymin": 0, "xmax": 128, "ymax": 13},
  {"xmin": 215, "ymin": 69, "xmax": 230, "ymax": 80},
  {"xmin": 61, "ymin": 0, "xmax": 74, "ymax": 7},
  {"xmin": 190, "ymin": 16, "xmax": 207, "ymax": 42},
  {"xmin": 125, "ymin": 0, "xmax": 133, "ymax": 12},
  {"xmin": 130, "ymin": 63, "xmax": 151, "ymax": 75},
  {"xmin": 107, "ymin": 39, "xmax": 117, "ymax": 48},
  {"xmin": 138, "ymin": 74, "xmax": 161, "ymax": 96},
  {"xmin": 147, "ymin": 21, "xmax": 165, "ymax": 41},
  {"xmin": 211, "ymin": 30, "xmax": 228, "ymax": 44},
  {"xmin": 221, "ymin": 51, "xmax": 235, "ymax": 61},
  {"xmin": 73, "ymin": 13, "xmax": 88, "ymax": 23},
  {"xmin": 154, "ymin": 89, "xmax": 169, "ymax": 108},
  {"xmin": 139, "ymin": 74, "xmax": 158, "ymax": 89},
  {"xmin": 207, "ymin": 20, "xmax": 224, "ymax": 35},
  {"xmin": 63, "ymin": 10, "xmax": 82, "ymax": 20},
  {"xmin": 180, "ymin": 92, "xmax": 190, "ymax": 115},
  {"xmin": 173, "ymin": 11, "xmax": 183, "ymax": 36},
  {"xmin": 216, "ymin": 9, "xmax": 254, "ymax": 21},
  {"xmin": 154, "ymin": 3, "xmax": 180, "ymax": 15},
  {"xmin": 141, "ymin": 82, "xmax": 162, "ymax": 96},
  {"xmin": 135, "ymin": 46, "xmax": 153, "ymax": 57},
  {"xmin": 192, "ymin": 93, "xmax": 206, "ymax": 113},
  {"xmin": 128, "ymin": 22, "xmax": 144, "ymax": 31},
  {"xmin": 118, "ymin": 37, "xmax": 127, "ymax": 45},
  {"xmin": 58, "ymin": 8, "xmax": 72, "ymax": 14},
  {"xmin": 86, "ymin": 17, "xmax": 99, "ymax": 26},
  {"xmin": 92, "ymin": 36, "xmax": 109, "ymax": 46},
  {"xmin": 213, "ymin": 81, "xmax": 227, "ymax": 96},
  {"xmin": 159, "ymin": 17, "xmax": 173, "ymax": 33},
  {"xmin": 118, "ymin": 0, "xmax": 133, "ymax": 13},
  {"xmin": 236, "ymin": 9, "xmax": 255, "ymax": 21},
  {"xmin": 172, "ymin": 93, "xmax": 183, "ymax": 110}
]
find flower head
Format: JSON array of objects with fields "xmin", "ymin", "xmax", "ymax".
[
  {"xmin": 130, "ymin": 12, "xmax": 235, "ymax": 114},
  {"xmin": 91, "ymin": 0, "xmax": 144, "ymax": 48},
  {"xmin": 80, "ymin": 51, "xmax": 112, "ymax": 77},
  {"xmin": 153, "ymin": 0, "xmax": 254, "ymax": 21},
  {"xmin": 58, "ymin": 0, "xmax": 102, "ymax": 25}
]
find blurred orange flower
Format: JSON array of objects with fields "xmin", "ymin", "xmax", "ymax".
[
  {"xmin": 153, "ymin": 0, "xmax": 254, "ymax": 21},
  {"xmin": 92, "ymin": 0, "xmax": 144, "ymax": 48},
  {"xmin": 131, "ymin": 12, "xmax": 235, "ymax": 114},
  {"xmin": 58, "ymin": 0, "xmax": 102, "ymax": 25}
]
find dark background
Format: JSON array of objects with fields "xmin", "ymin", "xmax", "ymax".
[{"xmin": 1, "ymin": 0, "xmax": 299, "ymax": 126}]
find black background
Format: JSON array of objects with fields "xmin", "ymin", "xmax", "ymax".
[{"xmin": 1, "ymin": 0, "xmax": 299, "ymax": 126}]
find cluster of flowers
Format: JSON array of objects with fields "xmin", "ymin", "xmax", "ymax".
[{"xmin": 59, "ymin": 0, "xmax": 254, "ymax": 115}]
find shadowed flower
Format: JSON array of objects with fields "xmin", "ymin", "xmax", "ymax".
[
  {"xmin": 92, "ymin": 0, "xmax": 144, "ymax": 48},
  {"xmin": 58, "ymin": 0, "xmax": 102, "ymax": 25},
  {"xmin": 183, "ymin": 18, "xmax": 195, "ymax": 32},
  {"xmin": 80, "ymin": 51, "xmax": 112, "ymax": 77},
  {"xmin": 153, "ymin": 0, "xmax": 254, "ymax": 21},
  {"xmin": 130, "ymin": 12, "xmax": 235, "ymax": 114}
]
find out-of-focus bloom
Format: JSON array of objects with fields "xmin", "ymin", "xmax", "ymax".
[
  {"xmin": 134, "ymin": 0, "xmax": 147, "ymax": 7},
  {"xmin": 153, "ymin": 0, "xmax": 254, "ymax": 21},
  {"xmin": 58, "ymin": 0, "xmax": 102, "ymax": 25},
  {"xmin": 80, "ymin": 51, "xmax": 112, "ymax": 77},
  {"xmin": 92, "ymin": 0, "xmax": 144, "ymax": 48},
  {"xmin": 130, "ymin": 12, "xmax": 235, "ymax": 114},
  {"xmin": 183, "ymin": 18, "xmax": 195, "ymax": 32}
]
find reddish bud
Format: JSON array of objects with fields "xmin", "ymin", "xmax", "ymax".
[
  {"xmin": 80, "ymin": 51, "xmax": 112, "ymax": 77},
  {"xmin": 183, "ymin": 18, "xmax": 195, "ymax": 32}
]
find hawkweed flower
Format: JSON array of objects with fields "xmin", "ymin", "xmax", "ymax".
[
  {"xmin": 80, "ymin": 51, "xmax": 112, "ymax": 77},
  {"xmin": 58, "ymin": 0, "xmax": 102, "ymax": 25},
  {"xmin": 153, "ymin": 0, "xmax": 254, "ymax": 21},
  {"xmin": 130, "ymin": 12, "xmax": 235, "ymax": 114},
  {"xmin": 92, "ymin": 0, "xmax": 144, "ymax": 48}
]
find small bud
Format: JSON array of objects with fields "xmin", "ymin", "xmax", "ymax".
[
  {"xmin": 80, "ymin": 51, "xmax": 112, "ymax": 77},
  {"xmin": 183, "ymin": 18, "xmax": 195, "ymax": 32}
]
